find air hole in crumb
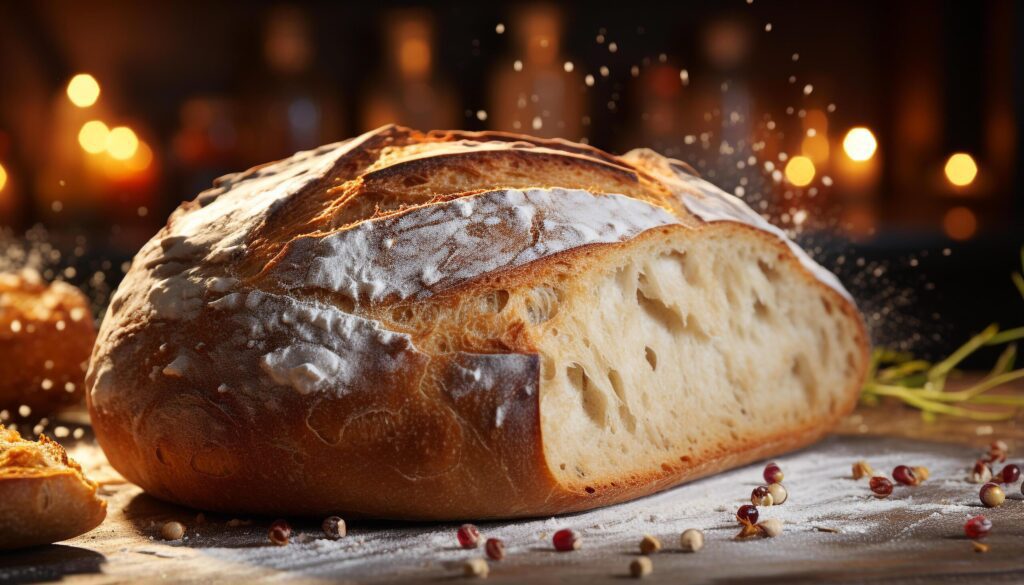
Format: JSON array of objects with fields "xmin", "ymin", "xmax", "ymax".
[
  {"xmin": 525, "ymin": 286, "xmax": 560, "ymax": 324},
  {"xmin": 757, "ymin": 259, "xmax": 780, "ymax": 282},
  {"xmin": 566, "ymin": 363, "xmax": 608, "ymax": 428},
  {"xmin": 584, "ymin": 486, "xmax": 596, "ymax": 494},
  {"xmin": 608, "ymin": 369, "xmax": 636, "ymax": 433},
  {"xmin": 822, "ymin": 298, "xmax": 834, "ymax": 315},
  {"xmin": 645, "ymin": 346, "xmax": 658, "ymax": 370},
  {"xmin": 753, "ymin": 298, "xmax": 769, "ymax": 319},
  {"xmin": 636, "ymin": 289, "xmax": 685, "ymax": 334},
  {"xmin": 481, "ymin": 290, "xmax": 510, "ymax": 313}
]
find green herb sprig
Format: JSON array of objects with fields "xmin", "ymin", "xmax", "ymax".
[{"xmin": 860, "ymin": 247, "xmax": 1024, "ymax": 421}]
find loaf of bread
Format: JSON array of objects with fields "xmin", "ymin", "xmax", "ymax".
[
  {"xmin": 0, "ymin": 270, "xmax": 95, "ymax": 417},
  {"xmin": 0, "ymin": 425, "xmax": 107, "ymax": 549},
  {"xmin": 87, "ymin": 125, "xmax": 868, "ymax": 519}
]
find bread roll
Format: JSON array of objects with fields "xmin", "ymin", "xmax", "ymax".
[
  {"xmin": 0, "ymin": 270, "xmax": 95, "ymax": 417},
  {"xmin": 87, "ymin": 125, "xmax": 868, "ymax": 519},
  {"xmin": 0, "ymin": 425, "xmax": 107, "ymax": 549}
]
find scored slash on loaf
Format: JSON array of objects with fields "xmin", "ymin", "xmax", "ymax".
[{"xmin": 86, "ymin": 125, "xmax": 868, "ymax": 519}]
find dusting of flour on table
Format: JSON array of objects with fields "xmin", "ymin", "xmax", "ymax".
[{"xmin": 168, "ymin": 436, "xmax": 1012, "ymax": 583}]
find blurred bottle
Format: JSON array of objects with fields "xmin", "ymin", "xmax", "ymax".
[
  {"xmin": 236, "ymin": 4, "xmax": 343, "ymax": 163},
  {"xmin": 361, "ymin": 10, "xmax": 459, "ymax": 132},
  {"xmin": 488, "ymin": 4, "xmax": 584, "ymax": 139}
]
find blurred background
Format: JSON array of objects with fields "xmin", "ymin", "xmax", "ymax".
[{"xmin": 0, "ymin": 0, "xmax": 1020, "ymax": 363}]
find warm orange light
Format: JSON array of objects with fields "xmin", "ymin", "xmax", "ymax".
[
  {"xmin": 106, "ymin": 126, "xmax": 139, "ymax": 160},
  {"xmin": 843, "ymin": 127, "xmax": 877, "ymax": 162},
  {"xmin": 78, "ymin": 120, "xmax": 109, "ymax": 154},
  {"xmin": 125, "ymin": 140, "xmax": 154, "ymax": 172},
  {"xmin": 801, "ymin": 134, "xmax": 830, "ymax": 164},
  {"xmin": 784, "ymin": 156, "xmax": 816, "ymax": 187},
  {"xmin": 0, "ymin": 163, "xmax": 7, "ymax": 192},
  {"xmin": 943, "ymin": 206, "xmax": 977, "ymax": 240},
  {"xmin": 67, "ymin": 74, "xmax": 101, "ymax": 108},
  {"xmin": 944, "ymin": 153, "xmax": 978, "ymax": 187}
]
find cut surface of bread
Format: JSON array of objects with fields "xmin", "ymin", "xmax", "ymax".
[
  {"xmin": 87, "ymin": 125, "xmax": 868, "ymax": 519},
  {"xmin": 0, "ymin": 425, "xmax": 107, "ymax": 549}
]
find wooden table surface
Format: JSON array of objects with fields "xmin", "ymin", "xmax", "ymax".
[{"xmin": 2, "ymin": 377, "xmax": 1023, "ymax": 585}]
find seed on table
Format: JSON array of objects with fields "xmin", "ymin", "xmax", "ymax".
[
  {"xmin": 996, "ymin": 464, "xmax": 1020, "ymax": 484},
  {"xmin": 751, "ymin": 486, "xmax": 773, "ymax": 506},
  {"xmin": 268, "ymin": 519, "xmax": 291, "ymax": 546},
  {"xmin": 763, "ymin": 462, "xmax": 784, "ymax": 484},
  {"xmin": 970, "ymin": 460, "xmax": 993, "ymax": 484},
  {"xmin": 161, "ymin": 521, "xmax": 185, "ymax": 541},
  {"xmin": 980, "ymin": 482, "xmax": 1005, "ymax": 508},
  {"xmin": 987, "ymin": 440, "xmax": 1008, "ymax": 463},
  {"xmin": 912, "ymin": 466, "xmax": 930, "ymax": 482},
  {"xmin": 972, "ymin": 541, "xmax": 990, "ymax": 553},
  {"xmin": 322, "ymin": 516, "xmax": 346, "ymax": 539},
  {"xmin": 964, "ymin": 515, "xmax": 992, "ymax": 539},
  {"xmin": 639, "ymin": 534, "xmax": 661, "ymax": 554},
  {"xmin": 892, "ymin": 465, "xmax": 918, "ymax": 486},
  {"xmin": 457, "ymin": 524, "xmax": 481, "ymax": 549},
  {"xmin": 736, "ymin": 504, "xmax": 759, "ymax": 525},
  {"xmin": 759, "ymin": 519, "xmax": 783, "ymax": 538},
  {"xmin": 630, "ymin": 556, "xmax": 653, "ymax": 578},
  {"xmin": 852, "ymin": 460, "xmax": 874, "ymax": 480},
  {"xmin": 485, "ymin": 538, "xmax": 505, "ymax": 561},
  {"xmin": 553, "ymin": 529, "xmax": 581, "ymax": 551},
  {"xmin": 463, "ymin": 558, "xmax": 489, "ymax": 578},
  {"xmin": 767, "ymin": 483, "xmax": 788, "ymax": 505},
  {"xmin": 869, "ymin": 476, "xmax": 893, "ymax": 498},
  {"xmin": 679, "ymin": 529, "xmax": 704, "ymax": 552}
]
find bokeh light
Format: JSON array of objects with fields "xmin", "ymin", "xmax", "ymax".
[
  {"xmin": 78, "ymin": 120, "xmax": 110, "ymax": 154},
  {"xmin": 66, "ymin": 74, "xmax": 101, "ymax": 108},
  {"xmin": 944, "ymin": 153, "xmax": 978, "ymax": 187},
  {"xmin": 125, "ymin": 140, "xmax": 154, "ymax": 172},
  {"xmin": 0, "ymin": 163, "xmax": 7, "ymax": 192},
  {"xmin": 842, "ymin": 127, "xmax": 877, "ymax": 162},
  {"xmin": 943, "ymin": 206, "xmax": 977, "ymax": 240},
  {"xmin": 106, "ymin": 126, "xmax": 139, "ymax": 160},
  {"xmin": 784, "ymin": 156, "xmax": 816, "ymax": 187}
]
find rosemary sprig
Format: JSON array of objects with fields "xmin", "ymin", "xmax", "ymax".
[{"xmin": 860, "ymin": 247, "xmax": 1024, "ymax": 421}]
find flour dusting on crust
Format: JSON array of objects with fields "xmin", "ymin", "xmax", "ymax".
[
  {"xmin": 209, "ymin": 290, "xmax": 418, "ymax": 397},
  {"xmin": 270, "ymin": 188, "xmax": 679, "ymax": 304}
]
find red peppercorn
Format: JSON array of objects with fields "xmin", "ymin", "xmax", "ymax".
[
  {"xmin": 763, "ymin": 462, "xmax": 784, "ymax": 484},
  {"xmin": 485, "ymin": 538, "xmax": 505, "ymax": 561},
  {"xmin": 869, "ymin": 476, "xmax": 893, "ymax": 498},
  {"xmin": 268, "ymin": 519, "xmax": 291, "ymax": 546},
  {"xmin": 552, "ymin": 529, "xmax": 581, "ymax": 551},
  {"xmin": 736, "ymin": 504, "xmax": 759, "ymax": 525},
  {"xmin": 892, "ymin": 465, "xmax": 918, "ymax": 486},
  {"xmin": 964, "ymin": 515, "xmax": 992, "ymax": 539},
  {"xmin": 457, "ymin": 524, "xmax": 481, "ymax": 549},
  {"xmin": 997, "ymin": 464, "xmax": 1020, "ymax": 484}
]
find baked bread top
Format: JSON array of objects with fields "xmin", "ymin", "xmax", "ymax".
[{"xmin": 90, "ymin": 125, "xmax": 850, "ymax": 402}]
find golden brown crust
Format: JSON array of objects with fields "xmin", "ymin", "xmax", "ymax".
[
  {"xmin": 0, "ymin": 426, "xmax": 107, "ymax": 549},
  {"xmin": 86, "ymin": 125, "xmax": 869, "ymax": 519},
  {"xmin": 0, "ymin": 272, "xmax": 96, "ymax": 417}
]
